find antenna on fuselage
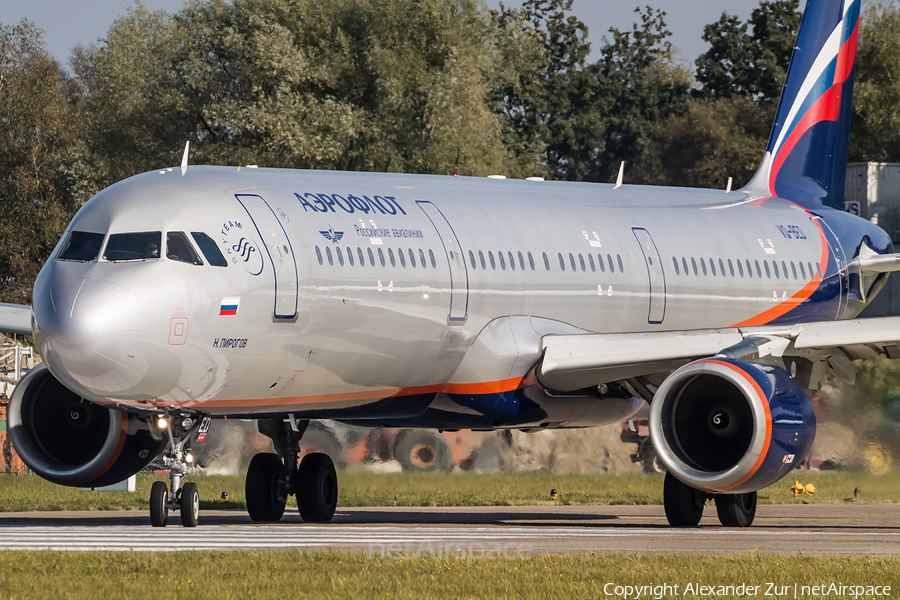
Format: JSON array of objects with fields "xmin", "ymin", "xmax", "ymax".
[
  {"xmin": 726, "ymin": 177, "xmax": 733, "ymax": 193},
  {"xmin": 613, "ymin": 161, "xmax": 624, "ymax": 189},
  {"xmin": 181, "ymin": 141, "xmax": 190, "ymax": 176}
]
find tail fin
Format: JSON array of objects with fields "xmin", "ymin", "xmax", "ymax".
[{"xmin": 743, "ymin": 0, "xmax": 861, "ymax": 209}]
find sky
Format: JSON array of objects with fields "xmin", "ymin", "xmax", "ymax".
[{"xmin": 1, "ymin": 0, "xmax": 805, "ymax": 68}]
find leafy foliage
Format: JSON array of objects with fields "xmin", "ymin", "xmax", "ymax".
[
  {"xmin": 0, "ymin": 20, "xmax": 87, "ymax": 303},
  {"xmin": 850, "ymin": 0, "xmax": 900, "ymax": 163},
  {"xmin": 695, "ymin": 0, "xmax": 801, "ymax": 102}
]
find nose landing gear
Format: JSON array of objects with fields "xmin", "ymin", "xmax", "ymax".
[
  {"xmin": 148, "ymin": 414, "xmax": 205, "ymax": 528},
  {"xmin": 246, "ymin": 417, "xmax": 338, "ymax": 523}
]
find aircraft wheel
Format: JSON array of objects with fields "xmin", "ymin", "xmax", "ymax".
[
  {"xmin": 150, "ymin": 481, "xmax": 168, "ymax": 528},
  {"xmin": 663, "ymin": 472, "xmax": 705, "ymax": 527},
  {"xmin": 297, "ymin": 452, "xmax": 338, "ymax": 523},
  {"xmin": 715, "ymin": 491, "xmax": 757, "ymax": 527},
  {"xmin": 180, "ymin": 481, "xmax": 200, "ymax": 527},
  {"xmin": 246, "ymin": 453, "xmax": 286, "ymax": 522}
]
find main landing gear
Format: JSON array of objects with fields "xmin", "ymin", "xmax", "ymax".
[
  {"xmin": 246, "ymin": 417, "xmax": 338, "ymax": 523},
  {"xmin": 149, "ymin": 414, "xmax": 204, "ymax": 528},
  {"xmin": 663, "ymin": 472, "xmax": 757, "ymax": 527}
]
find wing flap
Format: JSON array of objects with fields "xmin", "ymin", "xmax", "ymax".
[{"xmin": 539, "ymin": 316, "xmax": 900, "ymax": 392}]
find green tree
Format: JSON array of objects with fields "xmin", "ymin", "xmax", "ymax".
[
  {"xmin": 695, "ymin": 0, "xmax": 801, "ymax": 101},
  {"xmin": 71, "ymin": 3, "xmax": 188, "ymax": 188},
  {"xmin": 75, "ymin": 0, "xmax": 529, "ymax": 180},
  {"xmin": 591, "ymin": 7, "xmax": 691, "ymax": 183},
  {"xmin": 632, "ymin": 97, "xmax": 773, "ymax": 189},
  {"xmin": 850, "ymin": 0, "xmax": 900, "ymax": 163},
  {"xmin": 0, "ymin": 20, "xmax": 86, "ymax": 303},
  {"xmin": 493, "ymin": 0, "xmax": 594, "ymax": 180}
]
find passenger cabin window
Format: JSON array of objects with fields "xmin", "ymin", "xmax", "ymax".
[
  {"xmin": 166, "ymin": 232, "xmax": 203, "ymax": 265},
  {"xmin": 315, "ymin": 246, "xmax": 323, "ymax": 265},
  {"xmin": 359, "ymin": 247, "xmax": 366, "ymax": 266},
  {"xmin": 528, "ymin": 252, "xmax": 535, "ymax": 270},
  {"xmin": 191, "ymin": 232, "xmax": 227, "ymax": 267},
  {"xmin": 509, "ymin": 251, "xmax": 516, "ymax": 271},
  {"xmin": 368, "ymin": 247, "xmax": 376, "ymax": 267},
  {"xmin": 103, "ymin": 232, "xmax": 161, "ymax": 261},
  {"xmin": 469, "ymin": 251, "xmax": 476, "ymax": 269},
  {"xmin": 479, "ymin": 251, "xmax": 486, "ymax": 269},
  {"xmin": 542, "ymin": 252, "xmax": 550, "ymax": 271},
  {"xmin": 558, "ymin": 253, "xmax": 565, "ymax": 271},
  {"xmin": 408, "ymin": 249, "xmax": 415, "ymax": 267},
  {"xmin": 429, "ymin": 249, "xmax": 437, "ymax": 268},
  {"xmin": 59, "ymin": 231, "xmax": 104, "ymax": 262},
  {"xmin": 672, "ymin": 257, "xmax": 680, "ymax": 275}
]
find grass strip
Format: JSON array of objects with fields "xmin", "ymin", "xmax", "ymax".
[
  {"xmin": 0, "ymin": 471, "xmax": 896, "ymax": 512},
  {"xmin": 0, "ymin": 551, "xmax": 897, "ymax": 599}
]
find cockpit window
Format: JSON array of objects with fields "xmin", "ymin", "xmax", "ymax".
[
  {"xmin": 103, "ymin": 232, "xmax": 162, "ymax": 261},
  {"xmin": 191, "ymin": 232, "xmax": 228, "ymax": 267},
  {"xmin": 58, "ymin": 231, "xmax": 104, "ymax": 262},
  {"xmin": 166, "ymin": 232, "xmax": 203, "ymax": 265}
]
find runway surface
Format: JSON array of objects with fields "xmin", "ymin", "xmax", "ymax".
[{"xmin": 0, "ymin": 504, "xmax": 897, "ymax": 555}]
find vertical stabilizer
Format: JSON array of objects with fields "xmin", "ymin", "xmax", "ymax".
[{"xmin": 742, "ymin": 0, "xmax": 861, "ymax": 209}]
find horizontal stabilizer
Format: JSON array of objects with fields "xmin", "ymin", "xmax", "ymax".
[{"xmin": 857, "ymin": 253, "xmax": 900, "ymax": 273}]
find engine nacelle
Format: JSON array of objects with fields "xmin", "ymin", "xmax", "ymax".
[
  {"xmin": 649, "ymin": 358, "xmax": 815, "ymax": 494},
  {"xmin": 8, "ymin": 364, "xmax": 166, "ymax": 487}
]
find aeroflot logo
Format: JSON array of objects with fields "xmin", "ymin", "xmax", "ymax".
[{"xmin": 295, "ymin": 192, "xmax": 406, "ymax": 216}]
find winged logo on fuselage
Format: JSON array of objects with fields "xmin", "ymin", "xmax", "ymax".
[{"xmin": 319, "ymin": 226, "xmax": 344, "ymax": 245}]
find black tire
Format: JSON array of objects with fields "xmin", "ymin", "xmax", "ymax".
[
  {"xmin": 180, "ymin": 481, "xmax": 200, "ymax": 527},
  {"xmin": 246, "ymin": 453, "xmax": 286, "ymax": 522},
  {"xmin": 663, "ymin": 472, "xmax": 705, "ymax": 527},
  {"xmin": 715, "ymin": 492, "xmax": 757, "ymax": 527},
  {"xmin": 150, "ymin": 481, "xmax": 168, "ymax": 528},
  {"xmin": 301, "ymin": 428, "xmax": 346, "ymax": 469},
  {"xmin": 394, "ymin": 430, "xmax": 453, "ymax": 472},
  {"xmin": 297, "ymin": 452, "xmax": 338, "ymax": 522}
]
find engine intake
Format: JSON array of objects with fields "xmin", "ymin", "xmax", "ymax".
[
  {"xmin": 8, "ymin": 364, "xmax": 166, "ymax": 487},
  {"xmin": 649, "ymin": 358, "xmax": 815, "ymax": 494}
]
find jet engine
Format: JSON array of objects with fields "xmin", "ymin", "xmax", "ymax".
[
  {"xmin": 649, "ymin": 358, "xmax": 815, "ymax": 494},
  {"xmin": 8, "ymin": 364, "xmax": 166, "ymax": 487}
]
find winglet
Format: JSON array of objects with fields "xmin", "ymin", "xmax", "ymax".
[
  {"xmin": 181, "ymin": 141, "xmax": 190, "ymax": 176},
  {"xmin": 614, "ymin": 162, "xmax": 624, "ymax": 190}
]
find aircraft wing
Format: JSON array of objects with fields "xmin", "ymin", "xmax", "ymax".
[
  {"xmin": 0, "ymin": 304, "xmax": 33, "ymax": 336},
  {"xmin": 539, "ymin": 316, "xmax": 900, "ymax": 393}
]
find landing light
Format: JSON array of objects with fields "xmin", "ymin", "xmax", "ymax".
[
  {"xmin": 156, "ymin": 416, "xmax": 169, "ymax": 430},
  {"xmin": 185, "ymin": 452, "xmax": 194, "ymax": 464}
]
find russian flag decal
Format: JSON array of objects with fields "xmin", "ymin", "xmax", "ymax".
[{"xmin": 219, "ymin": 297, "xmax": 240, "ymax": 316}]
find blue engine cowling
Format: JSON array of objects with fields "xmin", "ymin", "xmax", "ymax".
[
  {"xmin": 648, "ymin": 358, "xmax": 816, "ymax": 494},
  {"xmin": 8, "ymin": 364, "xmax": 166, "ymax": 487}
]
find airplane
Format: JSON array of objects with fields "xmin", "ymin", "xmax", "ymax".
[{"xmin": 3, "ymin": 0, "xmax": 894, "ymax": 528}]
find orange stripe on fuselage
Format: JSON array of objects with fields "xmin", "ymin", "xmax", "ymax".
[
  {"xmin": 730, "ymin": 208, "xmax": 830, "ymax": 327},
  {"xmin": 697, "ymin": 359, "xmax": 772, "ymax": 492},
  {"xmin": 104, "ymin": 377, "xmax": 528, "ymax": 411}
]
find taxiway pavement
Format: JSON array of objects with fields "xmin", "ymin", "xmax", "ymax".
[{"xmin": 0, "ymin": 504, "xmax": 895, "ymax": 554}]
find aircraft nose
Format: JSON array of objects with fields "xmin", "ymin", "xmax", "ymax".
[
  {"xmin": 34, "ymin": 277, "xmax": 144, "ymax": 335},
  {"xmin": 33, "ymin": 277, "xmax": 146, "ymax": 395}
]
